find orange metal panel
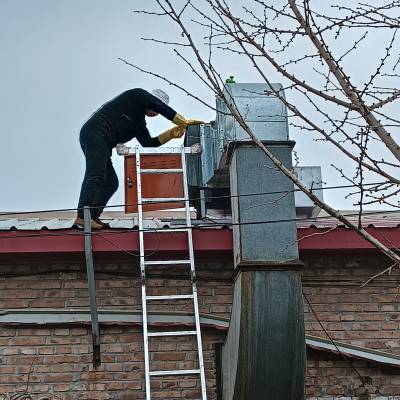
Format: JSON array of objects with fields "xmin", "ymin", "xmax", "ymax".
[{"xmin": 124, "ymin": 154, "xmax": 184, "ymax": 213}]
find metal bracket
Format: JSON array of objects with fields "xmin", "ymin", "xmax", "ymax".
[{"xmin": 83, "ymin": 206, "xmax": 101, "ymax": 367}]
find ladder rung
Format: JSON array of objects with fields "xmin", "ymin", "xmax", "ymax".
[
  {"xmin": 141, "ymin": 197, "xmax": 186, "ymax": 204},
  {"xmin": 137, "ymin": 147, "xmax": 193, "ymax": 154},
  {"xmin": 148, "ymin": 330, "xmax": 197, "ymax": 337},
  {"xmin": 140, "ymin": 168, "xmax": 183, "ymax": 174},
  {"xmin": 150, "ymin": 369, "xmax": 201, "ymax": 377},
  {"xmin": 144, "ymin": 260, "xmax": 191, "ymax": 266},
  {"xmin": 146, "ymin": 294, "xmax": 194, "ymax": 301}
]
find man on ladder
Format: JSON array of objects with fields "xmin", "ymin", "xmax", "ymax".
[
  {"xmin": 74, "ymin": 88, "xmax": 202, "ymax": 229},
  {"xmin": 74, "ymin": 87, "xmax": 208, "ymax": 399}
]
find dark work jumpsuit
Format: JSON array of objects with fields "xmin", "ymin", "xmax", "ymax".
[{"xmin": 77, "ymin": 88, "xmax": 177, "ymax": 220}]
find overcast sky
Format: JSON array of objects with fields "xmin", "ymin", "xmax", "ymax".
[{"xmin": 1, "ymin": 0, "xmax": 398, "ymax": 214}]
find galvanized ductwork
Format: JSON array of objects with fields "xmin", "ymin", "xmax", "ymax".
[
  {"xmin": 186, "ymin": 82, "xmax": 309, "ymax": 399},
  {"xmin": 185, "ymin": 83, "xmax": 323, "ymax": 218}
]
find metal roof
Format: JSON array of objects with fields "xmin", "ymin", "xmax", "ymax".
[
  {"xmin": 306, "ymin": 335, "xmax": 400, "ymax": 368},
  {"xmin": 0, "ymin": 211, "xmax": 399, "ymax": 230},
  {"xmin": 0, "ymin": 308, "xmax": 229, "ymax": 331},
  {"xmin": 0, "ymin": 217, "xmax": 147, "ymax": 231},
  {"xmin": 0, "ymin": 211, "xmax": 194, "ymax": 231},
  {"xmin": 297, "ymin": 211, "xmax": 400, "ymax": 229}
]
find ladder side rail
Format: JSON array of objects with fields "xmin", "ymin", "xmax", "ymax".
[
  {"xmin": 136, "ymin": 146, "xmax": 152, "ymax": 400},
  {"xmin": 181, "ymin": 146, "xmax": 208, "ymax": 400}
]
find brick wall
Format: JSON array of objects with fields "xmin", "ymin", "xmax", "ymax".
[
  {"xmin": 1, "ymin": 253, "xmax": 400, "ymax": 398},
  {"xmin": 303, "ymin": 254, "xmax": 400, "ymax": 398},
  {"xmin": 0, "ymin": 325, "xmax": 224, "ymax": 399},
  {"xmin": 0, "ymin": 258, "xmax": 233, "ymax": 318},
  {"xmin": 0, "ymin": 258, "xmax": 232, "ymax": 399},
  {"xmin": 306, "ymin": 349, "xmax": 400, "ymax": 399}
]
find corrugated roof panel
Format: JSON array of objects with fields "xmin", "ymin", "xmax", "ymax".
[
  {"xmin": 0, "ymin": 216, "xmax": 175, "ymax": 231},
  {"xmin": 0, "ymin": 219, "xmax": 20, "ymax": 229},
  {"xmin": 297, "ymin": 215, "xmax": 400, "ymax": 229},
  {"xmin": 108, "ymin": 219, "xmax": 135, "ymax": 229},
  {"xmin": 10, "ymin": 218, "xmax": 48, "ymax": 230},
  {"xmin": 0, "ymin": 211, "xmax": 399, "ymax": 230},
  {"xmin": 0, "ymin": 218, "xmax": 73, "ymax": 230},
  {"xmin": 43, "ymin": 218, "xmax": 75, "ymax": 230}
]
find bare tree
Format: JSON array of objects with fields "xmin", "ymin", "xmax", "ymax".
[{"xmin": 123, "ymin": 0, "xmax": 400, "ymax": 277}]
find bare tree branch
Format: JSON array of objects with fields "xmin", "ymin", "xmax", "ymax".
[
  {"xmin": 128, "ymin": 0, "xmax": 400, "ymax": 279},
  {"xmin": 288, "ymin": 0, "xmax": 400, "ymax": 162}
]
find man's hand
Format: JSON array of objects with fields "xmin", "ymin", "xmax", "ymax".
[
  {"xmin": 158, "ymin": 126, "xmax": 186, "ymax": 144},
  {"xmin": 172, "ymin": 113, "xmax": 204, "ymax": 127},
  {"xmin": 116, "ymin": 143, "xmax": 130, "ymax": 155},
  {"xmin": 185, "ymin": 119, "xmax": 204, "ymax": 126},
  {"xmin": 170, "ymin": 126, "xmax": 186, "ymax": 139}
]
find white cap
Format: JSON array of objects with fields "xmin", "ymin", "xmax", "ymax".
[{"xmin": 151, "ymin": 89, "xmax": 170, "ymax": 105}]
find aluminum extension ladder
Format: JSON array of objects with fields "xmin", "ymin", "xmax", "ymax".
[{"xmin": 135, "ymin": 146, "xmax": 207, "ymax": 400}]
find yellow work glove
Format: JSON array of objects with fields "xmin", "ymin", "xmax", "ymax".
[
  {"xmin": 172, "ymin": 113, "xmax": 204, "ymax": 127},
  {"xmin": 158, "ymin": 126, "xmax": 187, "ymax": 145}
]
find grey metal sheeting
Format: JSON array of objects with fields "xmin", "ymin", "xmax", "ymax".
[
  {"xmin": 0, "ymin": 308, "xmax": 398, "ymax": 367},
  {"xmin": 0, "ymin": 308, "xmax": 229, "ymax": 330},
  {"xmin": 0, "ymin": 213, "xmax": 400, "ymax": 230},
  {"xmin": 306, "ymin": 334, "xmax": 400, "ymax": 368}
]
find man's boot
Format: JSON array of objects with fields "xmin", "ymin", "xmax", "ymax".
[{"xmin": 73, "ymin": 217, "xmax": 104, "ymax": 230}]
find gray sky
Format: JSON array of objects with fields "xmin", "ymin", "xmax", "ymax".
[
  {"xmin": 1, "ymin": 0, "xmax": 398, "ymax": 213},
  {"xmin": 1, "ymin": 0, "xmax": 201, "ymax": 212}
]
